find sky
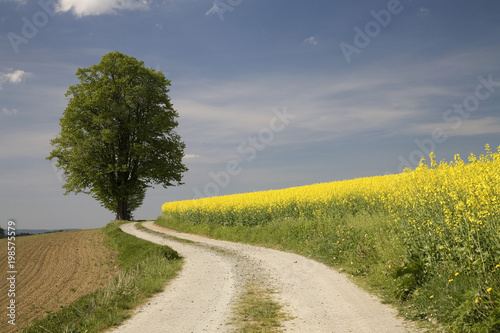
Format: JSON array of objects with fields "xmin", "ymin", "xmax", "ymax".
[{"xmin": 1, "ymin": 0, "xmax": 499, "ymax": 230}]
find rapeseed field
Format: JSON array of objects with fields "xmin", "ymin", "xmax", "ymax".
[{"xmin": 161, "ymin": 144, "xmax": 500, "ymax": 331}]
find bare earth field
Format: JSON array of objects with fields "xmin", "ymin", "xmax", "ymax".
[{"xmin": 0, "ymin": 229, "xmax": 118, "ymax": 332}]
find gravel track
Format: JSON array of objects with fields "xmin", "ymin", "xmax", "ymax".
[{"xmin": 112, "ymin": 222, "xmax": 421, "ymax": 333}]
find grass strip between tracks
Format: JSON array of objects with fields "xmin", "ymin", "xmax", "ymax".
[
  {"xmin": 156, "ymin": 213, "xmax": 447, "ymax": 332},
  {"xmin": 230, "ymin": 281, "xmax": 289, "ymax": 333},
  {"xmin": 137, "ymin": 222, "xmax": 290, "ymax": 332}
]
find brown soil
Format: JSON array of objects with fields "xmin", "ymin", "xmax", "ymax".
[{"xmin": 0, "ymin": 229, "xmax": 118, "ymax": 332}]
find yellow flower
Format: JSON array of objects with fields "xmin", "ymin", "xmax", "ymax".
[
  {"xmin": 455, "ymin": 272, "xmax": 459, "ymax": 276},
  {"xmin": 448, "ymin": 279, "xmax": 453, "ymax": 282},
  {"xmin": 475, "ymin": 298, "xmax": 480, "ymax": 303},
  {"xmin": 487, "ymin": 288, "xmax": 492, "ymax": 293},
  {"xmin": 430, "ymin": 295, "xmax": 434, "ymax": 299}
]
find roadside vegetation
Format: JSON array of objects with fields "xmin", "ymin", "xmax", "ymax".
[
  {"xmin": 158, "ymin": 144, "xmax": 500, "ymax": 332},
  {"xmin": 0, "ymin": 229, "xmax": 117, "ymax": 332},
  {"xmin": 23, "ymin": 221, "xmax": 182, "ymax": 333},
  {"xmin": 136, "ymin": 222, "xmax": 289, "ymax": 332}
]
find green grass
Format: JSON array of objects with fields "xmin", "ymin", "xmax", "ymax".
[
  {"xmin": 136, "ymin": 221, "xmax": 290, "ymax": 331},
  {"xmin": 23, "ymin": 221, "xmax": 183, "ymax": 333},
  {"xmin": 159, "ymin": 207, "xmax": 495, "ymax": 331},
  {"xmin": 135, "ymin": 222, "xmax": 196, "ymax": 244},
  {"xmin": 157, "ymin": 211, "xmax": 500, "ymax": 332},
  {"xmin": 156, "ymin": 213, "xmax": 446, "ymax": 331},
  {"xmin": 230, "ymin": 281, "xmax": 289, "ymax": 333}
]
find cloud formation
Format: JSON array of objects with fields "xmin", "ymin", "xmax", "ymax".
[
  {"xmin": 0, "ymin": 69, "xmax": 27, "ymax": 87},
  {"xmin": 56, "ymin": 0, "xmax": 149, "ymax": 17},
  {"xmin": 2, "ymin": 107, "xmax": 18, "ymax": 116},
  {"xmin": 205, "ymin": 3, "xmax": 219, "ymax": 16},
  {"xmin": 304, "ymin": 36, "xmax": 318, "ymax": 45},
  {"xmin": 184, "ymin": 154, "xmax": 200, "ymax": 159}
]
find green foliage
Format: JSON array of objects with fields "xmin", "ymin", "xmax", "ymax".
[
  {"xmin": 157, "ymin": 213, "xmax": 406, "ymax": 299},
  {"xmin": 158, "ymin": 209, "xmax": 500, "ymax": 332},
  {"xmin": 393, "ymin": 260, "xmax": 425, "ymax": 301},
  {"xmin": 47, "ymin": 51, "xmax": 187, "ymax": 220},
  {"xmin": 159, "ymin": 147, "xmax": 500, "ymax": 331},
  {"xmin": 23, "ymin": 222, "xmax": 182, "ymax": 333}
]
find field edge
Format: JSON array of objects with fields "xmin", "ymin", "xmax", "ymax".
[{"xmin": 22, "ymin": 221, "xmax": 183, "ymax": 333}]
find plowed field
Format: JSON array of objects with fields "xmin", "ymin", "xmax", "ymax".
[{"xmin": 0, "ymin": 229, "xmax": 118, "ymax": 332}]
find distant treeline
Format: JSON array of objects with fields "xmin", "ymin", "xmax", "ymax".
[
  {"xmin": 0, "ymin": 227, "xmax": 75, "ymax": 238},
  {"xmin": 0, "ymin": 228, "xmax": 34, "ymax": 238}
]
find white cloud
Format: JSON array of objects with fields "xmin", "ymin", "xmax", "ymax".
[
  {"xmin": 304, "ymin": 36, "xmax": 318, "ymax": 46},
  {"xmin": 4, "ymin": 69, "xmax": 25, "ymax": 84},
  {"xmin": 56, "ymin": 0, "xmax": 149, "ymax": 17},
  {"xmin": 409, "ymin": 117, "xmax": 500, "ymax": 137},
  {"xmin": 173, "ymin": 49, "xmax": 500, "ymax": 153},
  {"xmin": 2, "ymin": 108, "xmax": 18, "ymax": 116},
  {"xmin": 184, "ymin": 154, "xmax": 200, "ymax": 159},
  {"xmin": 417, "ymin": 6, "xmax": 430, "ymax": 18},
  {"xmin": 205, "ymin": 3, "xmax": 220, "ymax": 16},
  {"xmin": 0, "ymin": 69, "xmax": 27, "ymax": 88}
]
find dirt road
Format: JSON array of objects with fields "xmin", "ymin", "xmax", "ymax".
[{"xmin": 113, "ymin": 222, "xmax": 421, "ymax": 332}]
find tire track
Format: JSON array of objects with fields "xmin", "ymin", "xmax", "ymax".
[
  {"xmin": 116, "ymin": 222, "xmax": 423, "ymax": 333},
  {"xmin": 113, "ymin": 223, "xmax": 242, "ymax": 332}
]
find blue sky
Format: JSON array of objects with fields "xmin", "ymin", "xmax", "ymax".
[{"xmin": 1, "ymin": 0, "xmax": 499, "ymax": 229}]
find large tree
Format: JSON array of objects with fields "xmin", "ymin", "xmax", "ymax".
[{"xmin": 48, "ymin": 51, "xmax": 187, "ymax": 221}]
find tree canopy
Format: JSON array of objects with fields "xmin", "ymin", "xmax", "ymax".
[{"xmin": 47, "ymin": 51, "xmax": 187, "ymax": 221}]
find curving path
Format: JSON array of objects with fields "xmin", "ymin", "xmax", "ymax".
[{"xmin": 110, "ymin": 222, "xmax": 422, "ymax": 333}]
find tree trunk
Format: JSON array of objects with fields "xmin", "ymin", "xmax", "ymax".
[{"xmin": 116, "ymin": 200, "xmax": 129, "ymax": 221}]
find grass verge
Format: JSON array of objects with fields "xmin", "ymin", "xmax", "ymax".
[
  {"xmin": 156, "ymin": 213, "xmax": 442, "ymax": 331},
  {"xmin": 23, "ymin": 221, "xmax": 182, "ymax": 333},
  {"xmin": 137, "ymin": 221, "xmax": 290, "ymax": 331}
]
